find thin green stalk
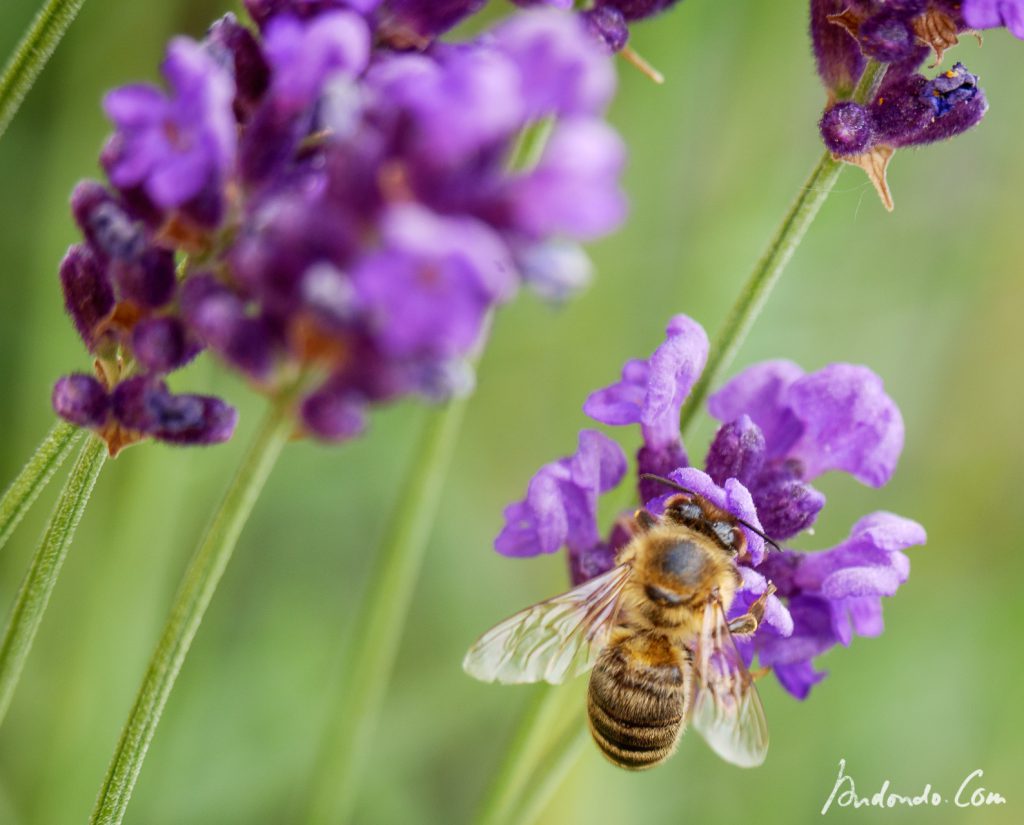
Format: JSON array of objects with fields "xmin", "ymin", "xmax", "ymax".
[
  {"xmin": 475, "ymin": 685, "xmax": 579, "ymax": 825},
  {"xmin": 0, "ymin": 432, "xmax": 105, "ymax": 725},
  {"xmin": 0, "ymin": 0, "xmax": 88, "ymax": 142},
  {"xmin": 470, "ymin": 59, "xmax": 889, "ymax": 825},
  {"xmin": 90, "ymin": 396, "xmax": 294, "ymax": 825},
  {"xmin": 678, "ymin": 59, "xmax": 886, "ymax": 433},
  {"xmin": 305, "ymin": 398, "xmax": 470, "ymax": 825},
  {"xmin": 0, "ymin": 420, "xmax": 82, "ymax": 555},
  {"xmin": 508, "ymin": 722, "xmax": 590, "ymax": 825}
]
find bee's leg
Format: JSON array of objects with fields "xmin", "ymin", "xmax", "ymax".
[
  {"xmin": 726, "ymin": 583, "xmax": 776, "ymax": 637},
  {"xmin": 749, "ymin": 666, "xmax": 772, "ymax": 682}
]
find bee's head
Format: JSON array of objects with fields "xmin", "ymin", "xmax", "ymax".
[{"xmin": 639, "ymin": 474, "xmax": 781, "ymax": 559}]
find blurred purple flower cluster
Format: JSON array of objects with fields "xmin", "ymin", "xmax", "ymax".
[
  {"xmin": 494, "ymin": 313, "xmax": 925, "ymax": 699},
  {"xmin": 53, "ymin": 1, "xmax": 628, "ymax": 453},
  {"xmin": 808, "ymin": 0, "xmax": 1024, "ymax": 207}
]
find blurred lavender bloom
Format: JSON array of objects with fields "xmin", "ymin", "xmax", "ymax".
[
  {"xmin": 964, "ymin": 0, "xmax": 1024, "ymax": 37},
  {"xmin": 112, "ymin": 377, "xmax": 238, "ymax": 446},
  {"xmin": 263, "ymin": 11, "xmax": 370, "ymax": 112},
  {"xmin": 102, "ymin": 38, "xmax": 236, "ymax": 212},
  {"xmin": 59, "ymin": 244, "xmax": 115, "ymax": 352},
  {"xmin": 55, "ymin": 0, "xmax": 628, "ymax": 450},
  {"xmin": 52, "ymin": 375, "xmax": 111, "ymax": 428}
]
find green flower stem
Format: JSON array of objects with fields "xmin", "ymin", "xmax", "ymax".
[
  {"xmin": 0, "ymin": 431, "xmax": 105, "ymax": 726},
  {"xmin": 508, "ymin": 722, "xmax": 590, "ymax": 825},
  {"xmin": 90, "ymin": 396, "xmax": 294, "ymax": 825},
  {"xmin": 0, "ymin": 0, "xmax": 88, "ymax": 142},
  {"xmin": 475, "ymin": 685, "xmax": 580, "ymax": 825},
  {"xmin": 304, "ymin": 397, "xmax": 470, "ymax": 825},
  {"xmin": 679, "ymin": 59, "xmax": 886, "ymax": 434},
  {"xmin": 0, "ymin": 420, "xmax": 82, "ymax": 555},
  {"xmin": 471, "ymin": 58, "xmax": 889, "ymax": 825}
]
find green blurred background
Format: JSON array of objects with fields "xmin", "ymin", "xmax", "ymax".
[{"xmin": 0, "ymin": 1, "xmax": 1021, "ymax": 823}]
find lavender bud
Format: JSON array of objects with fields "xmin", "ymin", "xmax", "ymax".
[
  {"xmin": 60, "ymin": 244, "xmax": 115, "ymax": 350},
  {"xmin": 594, "ymin": 0, "xmax": 682, "ymax": 22},
  {"xmin": 206, "ymin": 14, "xmax": 270, "ymax": 121},
  {"xmin": 705, "ymin": 416, "xmax": 766, "ymax": 488},
  {"xmin": 112, "ymin": 376, "xmax": 237, "ymax": 445},
  {"xmin": 859, "ymin": 11, "xmax": 917, "ymax": 63},
  {"xmin": 132, "ymin": 317, "xmax": 197, "ymax": 373},
  {"xmin": 181, "ymin": 275, "xmax": 276, "ymax": 379},
  {"xmin": 378, "ymin": 1, "xmax": 486, "ymax": 46},
  {"xmin": 300, "ymin": 387, "xmax": 366, "ymax": 441},
  {"xmin": 869, "ymin": 73, "xmax": 934, "ymax": 145},
  {"xmin": 52, "ymin": 374, "xmax": 110, "ymax": 428},
  {"xmin": 582, "ymin": 7, "xmax": 630, "ymax": 53},
  {"xmin": 751, "ymin": 461, "xmax": 827, "ymax": 541},
  {"xmin": 810, "ymin": 0, "xmax": 866, "ymax": 96},
  {"xmin": 110, "ymin": 246, "xmax": 176, "ymax": 308},
  {"xmin": 70, "ymin": 181, "xmax": 146, "ymax": 262},
  {"xmin": 636, "ymin": 441, "xmax": 688, "ymax": 504},
  {"xmin": 819, "ymin": 101, "xmax": 873, "ymax": 155}
]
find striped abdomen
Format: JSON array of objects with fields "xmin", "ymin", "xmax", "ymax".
[{"xmin": 586, "ymin": 634, "xmax": 692, "ymax": 770}]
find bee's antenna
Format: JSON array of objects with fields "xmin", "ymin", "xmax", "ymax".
[{"xmin": 639, "ymin": 473, "xmax": 783, "ymax": 553}]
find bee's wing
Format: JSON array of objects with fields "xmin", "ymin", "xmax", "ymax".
[
  {"xmin": 462, "ymin": 563, "xmax": 632, "ymax": 685},
  {"xmin": 689, "ymin": 596, "xmax": 769, "ymax": 767}
]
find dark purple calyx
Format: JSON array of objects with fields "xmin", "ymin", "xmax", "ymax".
[
  {"xmin": 859, "ymin": 11, "xmax": 917, "ymax": 63},
  {"xmin": 819, "ymin": 101, "xmax": 873, "ymax": 155},
  {"xmin": 52, "ymin": 374, "xmax": 111, "ymax": 428}
]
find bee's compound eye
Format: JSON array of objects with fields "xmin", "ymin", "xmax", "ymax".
[
  {"xmin": 644, "ymin": 583, "xmax": 686, "ymax": 606},
  {"xmin": 710, "ymin": 521, "xmax": 740, "ymax": 554}
]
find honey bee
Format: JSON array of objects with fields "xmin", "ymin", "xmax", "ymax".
[{"xmin": 463, "ymin": 474, "xmax": 777, "ymax": 770}]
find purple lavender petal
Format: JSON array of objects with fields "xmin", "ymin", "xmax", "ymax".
[
  {"xmin": 506, "ymin": 117, "xmax": 627, "ymax": 241},
  {"xmin": 52, "ymin": 374, "xmax": 110, "ymax": 428},
  {"xmin": 102, "ymin": 38, "xmax": 236, "ymax": 210},
  {"xmin": 263, "ymin": 11, "xmax": 370, "ymax": 113},
  {"xmin": 963, "ymin": 0, "xmax": 1024, "ymax": 37},
  {"xmin": 773, "ymin": 659, "xmax": 828, "ymax": 700},
  {"xmin": 494, "ymin": 9, "xmax": 616, "ymax": 118},
  {"xmin": 585, "ymin": 314, "xmax": 708, "ymax": 451},
  {"xmin": 494, "ymin": 429, "xmax": 627, "ymax": 558},
  {"xmin": 353, "ymin": 205, "xmax": 515, "ymax": 359},
  {"xmin": 381, "ymin": 47, "xmax": 524, "ymax": 166},
  {"xmin": 583, "ymin": 359, "xmax": 649, "ymax": 426},
  {"xmin": 707, "ymin": 360, "xmax": 805, "ymax": 457},
  {"xmin": 784, "ymin": 364, "xmax": 904, "ymax": 486},
  {"xmin": 734, "ymin": 566, "xmax": 794, "ymax": 636}
]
